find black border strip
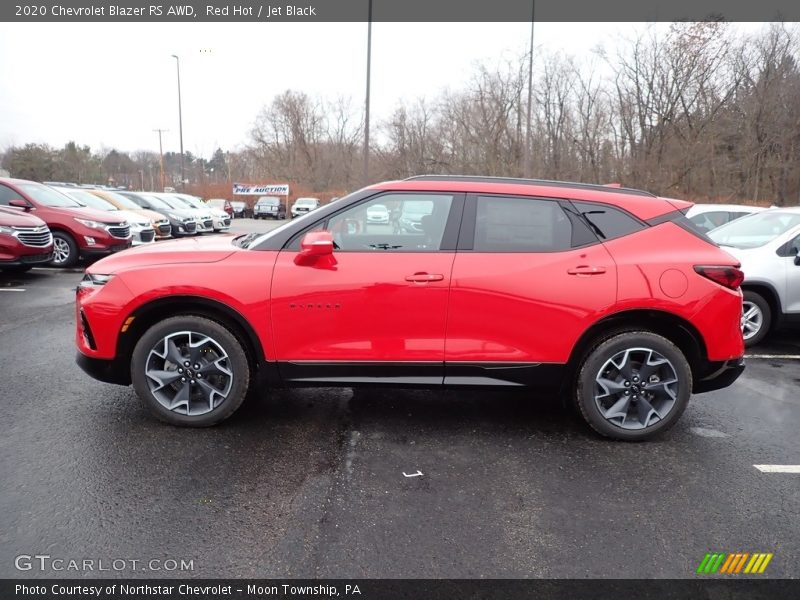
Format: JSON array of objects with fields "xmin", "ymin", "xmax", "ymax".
[
  {"xmin": 3, "ymin": 579, "xmax": 798, "ymax": 600},
  {"xmin": 3, "ymin": 0, "xmax": 800, "ymax": 22}
]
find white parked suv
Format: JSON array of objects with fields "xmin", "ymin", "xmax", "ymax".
[
  {"xmin": 686, "ymin": 204, "xmax": 764, "ymax": 233},
  {"xmin": 291, "ymin": 197, "xmax": 321, "ymax": 218},
  {"xmin": 708, "ymin": 208, "xmax": 800, "ymax": 346}
]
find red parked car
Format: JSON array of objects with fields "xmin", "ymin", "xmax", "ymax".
[
  {"xmin": 75, "ymin": 176, "xmax": 745, "ymax": 440},
  {"xmin": 0, "ymin": 206, "xmax": 54, "ymax": 272},
  {"xmin": 0, "ymin": 178, "xmax": 132, "ymax": 267}
]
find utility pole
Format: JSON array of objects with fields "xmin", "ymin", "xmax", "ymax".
[
  {"xmin": 154, "ymin": 129, "xmax": 168, "ymax": 191},
  {"xmin": 362, "ymin": 0, "xmax": 372, "ymax": 185},
  {"xmin": 523, "ymin": 1, "xmax": 536, "ymax": 178},
  {"xmin": 171, "ymin": 54, "xmax": 185, "ymax": 190}
]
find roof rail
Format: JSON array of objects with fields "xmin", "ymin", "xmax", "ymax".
[{"xmin": 403, "ymin": 174, "xmax": 656, "ymax": 198}]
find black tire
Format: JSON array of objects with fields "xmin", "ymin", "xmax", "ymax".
[
  {"xmin": 742, "ymin": 290, "xmax": 771, "ymax": 347},
  {"xmin": 50, "ymin": 231, "xmax": 78, "ymax": 268},
  {"xmin": 131, "ymin": 316, "xmax": 251, "ymax": 427},
  {"xmin": 574, "ymin": 331, "xmax": 692, "ymax": 441}
]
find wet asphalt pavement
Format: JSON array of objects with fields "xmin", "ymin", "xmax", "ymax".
[{"xmin": 1, "ymin": 221, "xmax": 798, "ymax": 579}]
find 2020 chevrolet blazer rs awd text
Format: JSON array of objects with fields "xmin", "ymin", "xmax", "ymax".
[{"xmin": 76, "ymin": 176, "xmax": 746, "ymax": 441}]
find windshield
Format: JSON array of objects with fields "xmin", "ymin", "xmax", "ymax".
[
  {"xmin": 257, "ymin": 197, "xmax": 280, "ymax": 206},
  {"xmin": 708, "ymin": 211, "xmax": 800, "ymax": 249},
  {"xmin": 172, "ymin": 194, "xmax": 203, "ymax": 209},
  {"xmin": 57, "ymin": 189, "xmax": 117, "ymax": 211},
  {"xmin": 127, "ymin": 193, "xmax": 171, "ymax": 210},
  {"xmin": 166, "ymin": 195, "xmax": 200, "ymax": 209},
  {"xmin": 18, "ymin": 183, "xmax": 83, "ymax": 207},
  {"xmin": 295, "ymin": 199, "xmax": 317, "ymax": 206},
  {"xmin": 99, "ymin": 191, "xmax": 141, "ymax": 210},
  {"xmin": 158, "ymin": 195, "xmax": 188, "ymax": 210}
]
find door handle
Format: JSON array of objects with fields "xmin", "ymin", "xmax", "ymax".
[
  {"xmin": 567, "ymin": 265, "xmax": 607, "ymax": 275},
  {"xmin": 405, "ymin": 273, "xmax": 444, "ymax": 282}
]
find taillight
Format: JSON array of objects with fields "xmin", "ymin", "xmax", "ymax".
[{"xmin": 694, "ymin": 265, "xmax": 745, "ymax": 290}]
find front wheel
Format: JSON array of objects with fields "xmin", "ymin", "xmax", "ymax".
[
  {"xmin": 741, "ymin": 290, "xmax": 771, "ymax": 347},
  {"xmin": 131, "ymin": 316, "xmax": 251, "ymax": 426},
  {"xmin": 575, "ymin": 331, "xmax": 691, "ymax": 441},
  {"xmin": 51, "ymin": 231, "xmax": 78, "ymax": 267}
]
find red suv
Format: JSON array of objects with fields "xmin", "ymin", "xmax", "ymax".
[
  {"xmin": 0, "ymin": 206, "xmax": 54, "ymax": 272},
  {"xmin": 0, "ymin": 178, "xmax": 132, "ymax": 267},
  {"xmin": 75, "ymin": 176, "xmax": 745, "ymax": 440}
]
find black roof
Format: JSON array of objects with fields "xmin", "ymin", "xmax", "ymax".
[{"xmin": 404, "ymin": 174, "xmax": 656, "ymax": 198}]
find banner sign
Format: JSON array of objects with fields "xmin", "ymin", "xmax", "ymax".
[{"xmin": 233, "ymin": 183, "xmax": 289, "ymax": 195}]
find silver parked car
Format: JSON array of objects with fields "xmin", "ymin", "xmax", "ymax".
[
  {"xmin": 686, "ymin": 203, "xmax": 764, "ymax": 233},
  {"xmin": 708, "ymin": 208, "xmax": 800, "ymax": 346}
]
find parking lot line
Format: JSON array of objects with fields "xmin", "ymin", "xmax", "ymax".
[
  {"xmin": 753, "ymin": 465, "xmax": 800, "ymax": 473},
  {"xmin": 744, "ymin": 354, "xmax": 800, "ymax": 359},
  {"xmin": 0, "ymin": 288, "xmax": 26, "ymax": 292}
]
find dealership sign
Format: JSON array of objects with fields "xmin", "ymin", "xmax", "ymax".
[{"xmin": 233, "ymin": 183, "xmax": 289, "ymax": 195}]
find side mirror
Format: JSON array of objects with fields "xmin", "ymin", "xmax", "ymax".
[
  {"xmin": 8, "ymin": 199, "xmax": 31, "ymax": 211},
  {"xmin": 300, "ymin": 231, "xmax": 334, "ymax": 257},
  {"xmin": 794, "ymin": 250, "xmax": 800, "ymax": 266}
]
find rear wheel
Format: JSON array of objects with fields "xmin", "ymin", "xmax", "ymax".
[
  {"xmin": 131, "ymin": 316, "xmax": 251, "ymax": 426},
  {"xmin": 575, "ymin": 331, "xmax": 691, "ymax": 441},
  {"xmin": 741, "ymin": 290, "xmax": 771, "ymax": 347},
  {"xmin": 51, "ymin": 232, "xmax": 78, "ymax": 268}
]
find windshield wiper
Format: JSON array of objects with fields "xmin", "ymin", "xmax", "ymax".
[{"xmin": 233, "ymin": 233, "xmax": 260, "ymax": 249}]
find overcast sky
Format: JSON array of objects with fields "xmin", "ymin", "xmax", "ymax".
[{"xmin": 0, "ymin": 22, "xmax": 765, "ymax": 158}]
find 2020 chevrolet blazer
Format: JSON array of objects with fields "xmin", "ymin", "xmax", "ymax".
[{"xmin": 76, "ymin": 176, "xmax": 746, "ymax": 441}]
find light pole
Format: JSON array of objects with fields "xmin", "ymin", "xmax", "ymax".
[
  {"xmin": 171, "ymin": 54, "xmax": 185, "ymax": 190},
  {"xmin": 523, "ymin": 1, "xmax": 535, "ymax": 178},
  {"xmin": 362, "ymin": 0, "xmax": 372, "ymax": 185},
  {"xmin": 153, "ymin": 128, "xmax": 168, "ymax": 191}
]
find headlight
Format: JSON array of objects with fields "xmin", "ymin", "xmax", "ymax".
[
  {"xmin": 0, "ymin": 225, "xmax": 15, "ymax": 235},
  {"xmin": 78, "ymin": 273, "xmax": 115, "ymax": 289},
  {"xmin": 74, "ymin": 218, "xmax": 106, "ymax": 229}
]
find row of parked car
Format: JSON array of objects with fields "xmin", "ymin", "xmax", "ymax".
[{"xmin": 0, "ymin": 177, "xmax": 234, "ymax": 268}]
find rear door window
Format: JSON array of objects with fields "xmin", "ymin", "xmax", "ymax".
[{"xmin": 472, "ymin": 196, "xmax": 577, "ymax": 252}]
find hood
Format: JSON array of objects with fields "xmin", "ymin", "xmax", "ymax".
[
  {"xmin": 0, "ymin": 206, "xmax": 47, "ymax": 227},
  {"xmin": 160, "ymin": 208, "xmax": 197, "ymax": 220},
  {"xmin": 62, "ymin": 205, "xmax": 129, "ymax": 224},
  {"xmin": 115, "ymin": 209, "xmax": 151, "ymax": 227},
  {"xmin": 209, "ymin": 207, "xmax": 228, "ymax": 217},
  {"xmin": 88, "ymin": 234, "xmax": 239, "ymax": 274},
  {"xmin": 139, "ymin": 208, "xmax": 168, "ymax": 223}
]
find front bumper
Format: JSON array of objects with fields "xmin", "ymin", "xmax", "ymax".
[
  {"xmin": 76, "ymin": 351, "xmax": 130, "ymax": 385},
  {"xmin": 196, "ymin": 218, "xmax": 215, "ymax": 233},
  {"xmin": 80, "ymin": 242, "xmax": 132, "ymax": 258},
  {"xmin": 693, "ymin": 357, "xmax": 746, "ymax": 394},
  {"xmin": 131, "ymin": 228, "xmax": 156, "ymax": 245},
  {"xmin": 212, "ymin": 216, "xmax": 231, "ymax": 230},
  {"xmin": 0, "ymin": 251, "xmax": 53, "ymax": 267}
]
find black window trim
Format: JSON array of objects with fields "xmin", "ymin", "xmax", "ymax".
[
  {"xmin": 282, "ymin": 191, "xmax": 466, "ymax": 253},
  {"xmin": 458, "ymin": 193, "xmax": 603, "ymax": 253}
]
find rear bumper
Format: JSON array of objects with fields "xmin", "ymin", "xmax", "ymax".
[
  {"xmin": 76, "ymin": 351, "xmax": 130, "ymax": 385},
  {"xmin": 693, "ymin": 357, "xmax": 745, "ymax": 394}
]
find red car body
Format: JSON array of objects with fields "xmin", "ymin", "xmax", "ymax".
[
  {"xmin": 0, "ymin": 178, "xmax": 132, "ymax": 267},
  {"xmin": 0, "ymin": 206, "xmax": 54, "ymax": 269},
  {"xmin": 76, "ymin": 176, "xmax": 745, "ymax": 439}
]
